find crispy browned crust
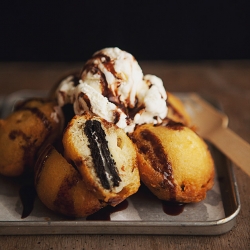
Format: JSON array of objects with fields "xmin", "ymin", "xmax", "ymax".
[
  {"xmin": 132, "ymin": 123, "xmax": 215, "ymax": 203},
  {"xmin": 35, "ymin": 144, "xmax": 104, "ymax": 217},
  {"xmin": 166, "ymin": 92, "xmax": 192, "ymax": 127},
  {"xmin": 0, "ymin": 98, "xmax": 63, "ymax": 176}
]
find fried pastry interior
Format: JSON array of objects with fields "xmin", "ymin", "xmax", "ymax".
[{"xmin": 62, "ymin": 113, "xmax": 140, "ymax": 206}]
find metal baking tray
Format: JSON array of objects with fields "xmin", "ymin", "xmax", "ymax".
[{"xmin": 0, "ymin": 90, "xmax": 240, "ymax": 235}]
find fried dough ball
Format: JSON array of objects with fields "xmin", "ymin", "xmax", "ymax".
[
  {"xmin": 132, "ymin": 122, "xmax": 214, "ymax": 203},
  {"xmin": 0, "ymin": 98, "xmax": 63, "ymax": 177},
  {"xmin": 166, "ymin": 92, "xmax": 191, "ymax": 127},
  {"xmin": 63, "ymin": 113, "xmax": 140, "ymax": 206},
  {"xmin": 35, "ymin": 144, "xmax": 105, "ymax": 217}
]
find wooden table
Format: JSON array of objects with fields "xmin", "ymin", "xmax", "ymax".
[{"xmin": 0, "ymin": 61, "xmax": 249, "ymax": 249}]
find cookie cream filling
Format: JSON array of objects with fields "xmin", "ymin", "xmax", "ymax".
[{"xmin": 84, "ymin": 119, "xmax": 122, "ymax": 192}]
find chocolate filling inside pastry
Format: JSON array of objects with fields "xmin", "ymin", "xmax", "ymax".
[{"xmin": 84, "ymin": 120, "xmax": 121, "ymax": 189}]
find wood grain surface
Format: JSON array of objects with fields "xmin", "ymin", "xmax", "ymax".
[{"xmin": 0, "ymin": 61, "xmax": 249, "ymax": 250}]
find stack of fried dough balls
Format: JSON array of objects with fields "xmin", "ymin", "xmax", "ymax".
[{"xmin": 0, "ymin": 90, "xmax": 214, "ymax": 218}]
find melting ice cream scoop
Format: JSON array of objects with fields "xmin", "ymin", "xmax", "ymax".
[{"xmin": 56, "ymin": 47, "xmax": 168, "ymax": 133}]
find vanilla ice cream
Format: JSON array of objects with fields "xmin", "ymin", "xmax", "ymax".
[
  {"xmin": 56, "ymin": 75, "xmax": 78, "ymax": 107},
  {"xmin": 56, "ymin": 47, "xmax": 168, "ymax": 133}
]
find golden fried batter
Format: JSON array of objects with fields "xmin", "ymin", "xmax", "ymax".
[
  {"xmin": 132, "ymin": 123, "xmax": 214, "ymax": 203},
  {"xmin": 35, "ymin": 144, "xmax": 105, "ymax": 217},
  {"xmin": 0, "ymin": 98, "xmax": 63, "ymax": 176},
  {"xmin": 166, "ymin": 92, "xmax": 191, "ymax": 127}
]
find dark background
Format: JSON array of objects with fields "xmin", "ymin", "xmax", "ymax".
[{"xmin": 1, "ymin": 1, "xmax": 250, "ymax": 62}]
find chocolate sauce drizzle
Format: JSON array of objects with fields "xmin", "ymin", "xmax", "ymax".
[
  {"xmin": 53, "ymin": 173, "xmax": 78, "ymax": 216},
  {"xmin": 84, "ymin": 120, "xmax": 121, "ymax": 189},
  {"xmin": 86, "ymin": 200, "xmax": 129, "ymax": 221},
  {"xmin": 19, "ymin": 184, "xmax": 37, "ymax": 219},
  {"xmin": 162, "ymin": 201, "xmax": 186, "ymax": 216},
  {"xmin": 159, "ymin": 118, "xmax": 185, "ymax": 130},
  {"xmin": 81, "ymin": 53, "xmax": 146, "ymax": 125},
  {"xmin": 23, "ymin": 107, "xmax": 53, "ymax": 132},
  {"xmin": 139, "ymin": 129, "xmax": 177, "ymax": 200}
]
